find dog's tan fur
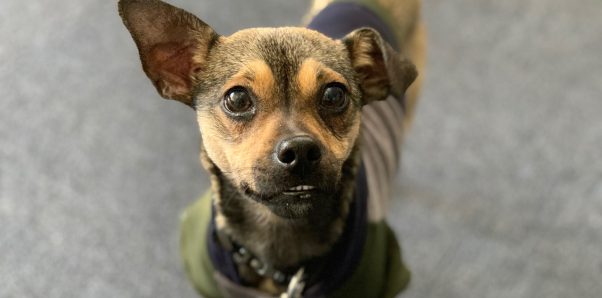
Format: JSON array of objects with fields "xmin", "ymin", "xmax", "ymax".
[{"xmin": 119, "ymin": 0, "xmax": 424, "ymax": 295}]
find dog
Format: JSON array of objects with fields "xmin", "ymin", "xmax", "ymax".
[{"xmin": 118, "ymin": 0, "xmax": 426, "ymax": 297}]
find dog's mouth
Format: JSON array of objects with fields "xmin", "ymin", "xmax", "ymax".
[
  {"xmin": 242, "ymin": 184, "xmax": 321, "ymax": 202},
  {"xmin": 282, "ymin": 185, "xmax": 316, "ymax": 199},
  {"xmin": 241, "ymin": 183, "xmax": 334, "ymax": 219}
]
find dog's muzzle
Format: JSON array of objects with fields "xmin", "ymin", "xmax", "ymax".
[{"xmin": 244, "ymin": 135, "xmax": 339, "ymax": 219}]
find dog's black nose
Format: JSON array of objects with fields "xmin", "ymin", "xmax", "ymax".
[{"xmin": 275, "ymin": 136, "xmax": 322, "ymax": 170}]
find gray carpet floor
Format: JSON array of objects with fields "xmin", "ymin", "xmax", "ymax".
[{"xmin": 1, "ymin": 0, "xmax": 600, "ymax": 297}]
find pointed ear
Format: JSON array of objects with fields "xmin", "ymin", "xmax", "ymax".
[
  {"xmin": 342, "ymin": 28, "xmax": 417, "ymax": 106},
  {"xmin": 118, "ymin": 0, "xmax": 219, "ymax": 107}
]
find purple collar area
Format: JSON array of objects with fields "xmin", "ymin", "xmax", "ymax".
[{"xmin": 207, "ymin": 162, "xmax": 368, "ymax": 297}]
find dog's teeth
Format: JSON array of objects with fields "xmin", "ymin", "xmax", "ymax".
[{"xmin": 288, "ymin": 185, "xmax": 315, "ymax": 191}]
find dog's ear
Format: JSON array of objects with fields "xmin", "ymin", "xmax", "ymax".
[
  {"xmin": 342, "ymin": 28, "xmax": 417, "ymax": 105},
  {"xmin": 118, "ymin": 0, "xmax": 219, "ymax": 107}
]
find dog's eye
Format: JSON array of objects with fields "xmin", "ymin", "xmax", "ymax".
[
  {"xmin": 223, "ymin": 87, "xmax": 254, "ymax": 115},
  {"xmin": 320, "ymin": 83, "xmax": 348, "ymax": 112}
]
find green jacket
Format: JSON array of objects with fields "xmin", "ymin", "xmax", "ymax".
[{"xmin": 180, "ymin": 192, "xmax": 410, "ymax": 298}]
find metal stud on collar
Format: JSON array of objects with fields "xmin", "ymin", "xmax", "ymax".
[
  {"xmin": 232, "ymin": 245, "xmax": 292, "ymax": 285},
  {"xmin": 272, "ymin": 271, "xmax": 286, "ymax": 284},
  {"xmin": 232, "ymin": 247, "xmax": 251, "ymax": 264}
]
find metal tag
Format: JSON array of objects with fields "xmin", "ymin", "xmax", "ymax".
[{"xmin": 281, "ymin": 267, "xmax": 305, "ymax": 298}]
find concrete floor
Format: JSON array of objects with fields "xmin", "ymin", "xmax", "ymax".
[{"xmin": 1, "ymin": 0, "xmax": 601, "ymax": 297}]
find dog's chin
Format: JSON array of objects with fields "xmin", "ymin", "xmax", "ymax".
[
  {"xmin": 263, "ymin": 193, "xmax": 321, "ymax": 219},
  {"xmin": 242, "ymin": 186, "xmax": 336, "ymax": 220}
]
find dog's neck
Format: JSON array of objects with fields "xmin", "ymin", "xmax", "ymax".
[{"xmin": 200, "ymin": 144, "xmax": 360, "ymax": 276}]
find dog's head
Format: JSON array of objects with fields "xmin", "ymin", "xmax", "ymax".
[{"xmin": 119, "ymin": 0, "xmax": 416, "ymax": 219}]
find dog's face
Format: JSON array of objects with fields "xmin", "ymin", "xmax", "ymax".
[
  {"xmin": 119, "ymin": 0, "xmax": 416, "ymax": 219},
  {"xmin": 196, "ymin": 28, "xmax": 363, "ymax": 219}
]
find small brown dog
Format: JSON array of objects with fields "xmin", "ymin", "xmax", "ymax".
[{"xmin": 118, "ymin": 0, "xmax": 425, "ymax": 297}]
